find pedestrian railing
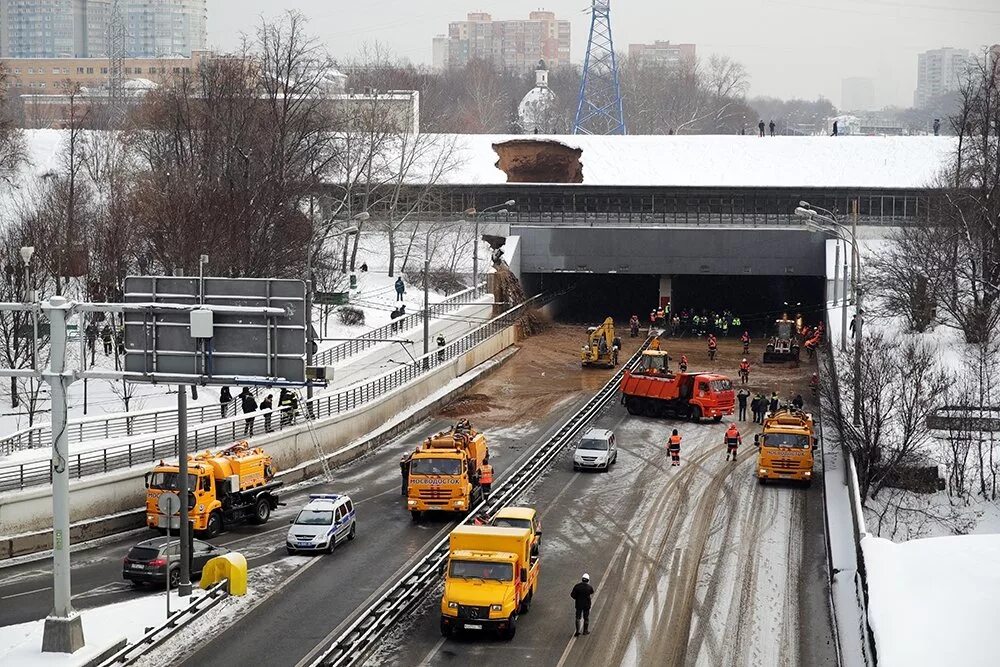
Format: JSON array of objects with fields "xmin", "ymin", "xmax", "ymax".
[
  {"xmin": 0, "ymin": 294, "xmax": 537, "ymax": 493},
  {"xmin": 314, "ymin": 282, "xmax": 488, "ymax": 366},
  {"xmin": 0, "ymin": 283, "xmax": 490, "ymax": 458}
]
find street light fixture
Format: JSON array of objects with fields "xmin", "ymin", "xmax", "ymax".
[{"xmin": 467, "ymin": 200, "xmax": 517, "ymax": 287}]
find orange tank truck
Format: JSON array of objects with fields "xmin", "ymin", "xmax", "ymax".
[{"xmin": 620, "ymin": 350, "xmax": 735, "ymax": 422}]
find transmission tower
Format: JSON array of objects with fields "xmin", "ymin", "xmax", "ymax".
[
  {"xmin": 573, "ymin": 0, "xmax": 626, "ymax": 135},
  {"xmin": 107, "ymin": 0, "xmax": 127, "ymax": 127}
]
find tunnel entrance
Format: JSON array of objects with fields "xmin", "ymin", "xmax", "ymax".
[
  {"xmin": 526, "ymin": 272, "xmax": 825, "ymax": 336},
  {"xmin": 527, "ymin": 273, "xmax": 659, "ymax": 325},
  {"xmin": 671, "ymin": 275, "xmax": 825, "ymax": 336}
]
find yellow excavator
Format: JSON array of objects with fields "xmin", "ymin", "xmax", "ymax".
[{"xmin": 581, "ymin": 317, "xmax": 617, "ymax": 368}]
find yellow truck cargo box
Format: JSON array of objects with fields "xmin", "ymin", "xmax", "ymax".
[{"xmin": 449, "ymin": 526, "xmax": 530, "ymax": 562}]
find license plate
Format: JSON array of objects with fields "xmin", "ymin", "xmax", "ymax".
[
  {"xmin": 463, "ymin": 623, "xmax": 483, "ymax": 630},
  {"xmin": 297, "ymin": 542, "xmax": 313, "ymax": 547},
  {"xmin": 130, "ymin": 564, "xmax": 145, "ymax": 570}
]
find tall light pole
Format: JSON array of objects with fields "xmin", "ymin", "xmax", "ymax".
[
  {"xmin": 796, "ymin": 205, "xmax": 864, "ymax": 427},
  {"xmin": 19, "ymin": 247, "xmax": 34, "ymax": 412},
  {"xmin": 468, "ymin": 200, "xmax": 515, "ymax": 287}
]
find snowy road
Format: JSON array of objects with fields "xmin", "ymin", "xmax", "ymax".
[{"xmin": 367, "ymin": 394, "xmax": 836, "ymax": 666}]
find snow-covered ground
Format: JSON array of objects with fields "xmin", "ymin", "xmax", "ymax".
[
  {"xmin": 0, "ymin": 587, "xmax": 210, "ymax": 666},
  {"xmin": 862, "ymin": 533, "xmax": 1000, "ymax": 667}
]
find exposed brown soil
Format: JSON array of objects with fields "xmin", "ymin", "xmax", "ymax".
[
  {"xmin": 492, "ymin": 139, "xmax": 584, "ymax": 183},
  {"xmin": 435, "ymin": 323, "xmax": 645, "ymax": 427}
]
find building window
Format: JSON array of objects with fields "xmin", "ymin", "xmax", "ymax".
[
  {"xmin": 87, "ymin": 67, "xmax": 94, "ymax": 74},
  {"xmin": 101, "ymin": 67, "xmax": 108, "ymax": 74},
  {"xmin": 77, "ymin": 67, "xmax": 84, "ymax": 74}
]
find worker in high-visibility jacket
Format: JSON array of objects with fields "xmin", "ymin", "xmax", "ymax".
[
  {"xmin": 479, "ymin": 457, "xmax": 494, "ymax": 497},
  {"xmin": 724, "ymin": 423, "xmax": 742, "ymax": 462},
  {"xmin": 667, "ymin": 429, "xmax": 682, "ymax": 467}
]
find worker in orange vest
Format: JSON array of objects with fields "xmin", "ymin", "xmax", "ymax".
[
  {"xmin": 724, "ymin": 423, "xmax": 742, "ymax": 462},
  {"xmin": 650, "ymin": 337, "xmax": 661, "ymax": 351},
  {"xmin": 667, "ymin": 429, "xmax": 682, "ymax": 467},
  {"xmin": 479, "ymin": 456, "xmax": 494, "ymax": 497},
  {"xmin": 739, "ymin": 358, "xmax": 751, "ymax": 384},
  {"xmin": 707, "ymin": 334, "xmax": 718, "ymax": 361},
  {"xmin": 679, "ymin": 354, "xmax": 688, "ymax": 372},
  {"xmin": 740, "ymin": 330, "xmax": 751, "ymax": 354}
]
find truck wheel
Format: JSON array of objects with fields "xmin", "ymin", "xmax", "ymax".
[
  {"xmin": 440, "ymin": 618, "xmax": 452, "ymax": 638},
  {"xmin": 205, "ymin": 511, "xmax": 223, "ymax": 537},
  {"xmin": 624, "ymin": 397, "xmax": 640, "ymax": 415},
  {"xmin": 410, "ymin": 511, "xmax": 422, "ymax": 523},
  {"xmin": 519, "ymin": 590, "xmax": 533, "ymax": 614},
  {"xmin": 758, "ymin": 477, "xmax": 767, "ymax": 486},
  {"xmin": 501, "ymin": 613, "xmax": 517, "ymax": 640},
  {"xmin": 690, "ymin": 406, "xmax": 702, "ymax": 422},
  {"xmin": 713, "ymin": 415, "xmax": 723, "ymax": 423},
  {"xmin": 252, "ymin": 497, "xmax": 271, "ymax": 524}
]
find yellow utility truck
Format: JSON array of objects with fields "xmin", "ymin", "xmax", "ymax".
[
  {"xmin": 145, "ymin": 441, "xmax": 282, "ymax": 537},
  {"xmin": 403, "ymin": 420, "xmax": 489, "ymax": 522},
  {"xmin": 581, "ymin": 317, "xmax": 616, "ymax": 367},
  {"xmin": 755, "ymin": 407, "xmax": 817, "ymax": 486},
  {"xmin": 439, "ymin": 525, "xmax": 540, "ymax": 640}
]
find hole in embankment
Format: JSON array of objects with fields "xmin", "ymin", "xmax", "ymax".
[{"xmin": 493, "ymin": 139, "xmax": 583, "ymax": 183}]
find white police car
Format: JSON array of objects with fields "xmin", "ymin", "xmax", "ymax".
[{"xmin": 286, "ymin": 494, "xmax": 356, "ymax": 555}]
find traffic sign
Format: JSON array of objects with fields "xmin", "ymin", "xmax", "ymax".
[{"xmin": 157, "ymin": 492, "xmax": 180, "ymax": 516}]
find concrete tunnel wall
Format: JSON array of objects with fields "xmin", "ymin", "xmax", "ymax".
[{"xmin": 511, "ymin": 225, "xmax": 827, "ymax": 276}]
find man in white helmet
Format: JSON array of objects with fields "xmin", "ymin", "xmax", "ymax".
[{"xmin": 570, "ymin": 573, "xmax": 595, "ymax": 636}]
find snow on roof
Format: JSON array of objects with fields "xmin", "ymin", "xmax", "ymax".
[
  {"xmin": 862, "ymin": 534, "xmax": 1000, "ymax": 667},
  {"xmin": 435, "ymin": 134, "xmax": 955, "ymax": 188}
]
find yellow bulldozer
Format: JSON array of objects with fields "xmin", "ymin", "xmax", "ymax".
[{"xmin": 581, "ymin": 317, "xmax": 617, "ymax": 368}]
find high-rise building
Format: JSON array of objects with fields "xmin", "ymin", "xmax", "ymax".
[
  {"xmin": 432, "ymin": 34, "xmax": 448, "ymax": 70},
  {"xmin": 441, "ymin": 11, "xmax": 570, "ymax": 72},
  {"xmin": 0, "ymin": 0, "xmax": 206, "ymax": 59},
  {"xmin": 841, "ymin": 77, "xmax": 876, "ymax": 112},
  {"xmin": 125, "ymin": 0, "xmax": 206, "ymax": 58},
  {"xmin": 914, "ymin": 47, "xmax": 970, "ymax": 108},
  {"xmin": 627, "ymin": 41, "xmax": 696, "ymax": 68}
]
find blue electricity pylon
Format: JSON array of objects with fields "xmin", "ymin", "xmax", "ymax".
[{"xmin": 573, "ymin": 0, "xmax": 626, "ymax": 135}]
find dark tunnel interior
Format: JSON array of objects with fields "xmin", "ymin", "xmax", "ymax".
[{"xmin": 526, "ymin": 272, "xmax": 826, "ymax": 336}]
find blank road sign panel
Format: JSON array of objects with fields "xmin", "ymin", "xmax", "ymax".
[{"xmin": 123, "ymin": 276, "xmax": 307, "ymax": 384}]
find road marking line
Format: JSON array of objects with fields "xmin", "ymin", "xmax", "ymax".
[
  {"xmin": 0, "ymin": 586, "xmax": 51, "ymax": 599},
  {"xmin": 416, "ymin": 637, "xmax": 447, "ymax": 666},
  {"xmin": 555, "ymin": 536, "xmax": 630, "ymax": 667}
]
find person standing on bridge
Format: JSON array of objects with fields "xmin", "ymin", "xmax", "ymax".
[
  {"xmin": 769, "ymin": 120, "xmax": 776, "ymax": 136},
  {"xmin": 724, "ymin": 423, "xmax": 742, "ymax": 462},
  {"xmin": 437, "ymin": 333, "xmax": 446, "ymax": 361},
  {"xmin": 571, "ymin": 573, "xmax": 594, "ymax": 636},
  {"xmin": 395, "ymin": 276, "xmax": 405, "ymax": 301},
  {"xmin": 668, "ymin": 429, "xmax": 682, "ymax": 467},
  {"xmin": 260, "ymin": 393, "xmax": 273, "ymax": 432},
  {"xmin": 758, "ymin": 119, "xmax": 766, "ymax": 137},
  {"xmin": 241, "ymin": 388, "xmax": 258, "ymax": 436},
  {"xmin": 219, "ymin": 386, "xmax": 233, "ymax": 418}
]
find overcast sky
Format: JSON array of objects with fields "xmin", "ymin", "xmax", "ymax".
[{"xmin": 207, "ymin": 0, "xmax": 1000, "ymax": 109}]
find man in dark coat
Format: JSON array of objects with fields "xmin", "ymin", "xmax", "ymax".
[
  {"xmin": 260, "ymin": 393, "xmax": 273, "ymax": 432},
  {"xmin": 240, "ymin": 388, "xmax": 258, "ymax": 436},
  {"xmin": 570, "ymin": 573, "xmax": 594, "ymax": 636}
]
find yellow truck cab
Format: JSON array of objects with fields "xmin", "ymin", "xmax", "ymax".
[
  {"xmin": 405, "ymin": 423, "xmax": 489, "ymax": 521},
  {"xmin": 490, "ymin": 506, "xmax": 542, "ymax": 553},
  {"xmin": 755, "ymin": 408, "xmax": 817, "ymax": 486},
  {"xmin": 440, "ymin": 525, "xmax": 539, "ymax": 640}
]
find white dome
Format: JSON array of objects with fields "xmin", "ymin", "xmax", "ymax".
[{"xmin": 518, "ymin": 86, "xmax": 557, "ymax": 133}]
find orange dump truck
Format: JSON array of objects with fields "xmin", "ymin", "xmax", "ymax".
[
  {"xmin": 145, "ymin": 440, "xmax": 282, "ymax": 537},
  {"xmin": 404, "ymin": 421, "xmax": 490, "ymax": 521},
  {"xmin": 620, "ymin": 349, "xmax": 735, "ymax": 422}
]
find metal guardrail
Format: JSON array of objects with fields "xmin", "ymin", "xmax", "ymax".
[
  {"xmin": 0, "ymin": 295, "xmax": 538, "ymax": 492},
  {"xmin": 505, "ymin": 211, "xmax": 919, "ymax": 228},
  {"xmin": 308, "ymin": 341, "xmax": 648, "ymax": 667},
  {"xmin": 315, "ymin": 282, "xmax": 488, "ymax": 366},
  {"xmin": 100, "ymin": 579, "xmax": 230, "ymax": 666},
  {"xmin": 0, "ymin": 284, "xmax": 490, "ymax": 457}
]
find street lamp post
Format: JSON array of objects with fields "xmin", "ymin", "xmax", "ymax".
[
  {"xmin": 468, "ymin": 200, "xmax": 515, "ymax": 287},
  {"xmin": 796, "ymin": 204, "xmax": 864, "ymax": 427},
  {"xmin": 18, "ymin": 247, "xmax": 34, "ymax": 411}
]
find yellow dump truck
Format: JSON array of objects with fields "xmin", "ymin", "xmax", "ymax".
[
  {"xmin": 439, "ymin": 525, "xmax": 540, "ymax": 640},
  {"xmin": 404, "ymin": 421, "xmax": 489, "ymax": 522},
  {"xmin": 581, "ymin": 317, "xmax": 616, "ymax": 367},
  {"xmin": 755, "ymin": 407, "xmax": 817, "ymax": 486},
  {"xmin": 145, "ymin": 440, "xmax": 282, "ymax": 537}
]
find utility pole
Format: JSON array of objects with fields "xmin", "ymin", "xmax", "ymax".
[
  {"xmin": 177, "ymin": 385, "xmax": 191, "ymax": 597},
  {"xmin": 40, "ymin": 296, "xmax": 84, "ymax": 653},
  {"xmin": 851, "ymin": 200, "xmax": 862, "ymax": 427}
]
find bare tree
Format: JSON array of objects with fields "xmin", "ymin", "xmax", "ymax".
[{"xmin": 825, "ymin": 332, "xmax": 951, "ymax": 501}]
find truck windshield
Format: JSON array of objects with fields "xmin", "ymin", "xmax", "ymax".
[
  {"xmin": 295, "ymin": 510, "xmax": 333, "ymax": 525},
  {"xmin": 710, "ymin": 379, "xmax": 733, "ymax": 392},
  {"xmin": 492, "ymin": 518, "xmax": 531, "ymax": 530},
  {"xmin": 763, "ymin": 434, "xmax": 811, "ymax": 449},
  {"xmin": 148, "ymin": 472, "xmax": 198, "ymax": 491},
  {"xmin": 449, "ymin": 560, "xmax": 513, "ymax": 582},
  {"xmin": 410, "ymin": 458, "xmax": 462, "ymax": 475},
  {"xmin": 578, "ymin": 439, "xmax": 609, "ymax": 451}
]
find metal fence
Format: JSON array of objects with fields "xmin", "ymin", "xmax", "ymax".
[
  {"xmin": 0, "ymin": 295, "xmax": 535, "ymax": 493},
  {"xmin": 0, "ymin": 283, "xmax": 490, "ymax": 457},
  {"xmin": 314, "ymin": 282, "xmax": 488, "ymax": 366}
]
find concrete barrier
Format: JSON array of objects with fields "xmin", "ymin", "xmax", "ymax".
[{"xmin": 0, "ymin": 330, "xmax": 518, "ymax": 560}]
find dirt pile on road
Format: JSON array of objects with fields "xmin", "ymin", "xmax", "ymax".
[{"xmin": 492, "ymin": 264, "xmax": 547, "ymax": 337}]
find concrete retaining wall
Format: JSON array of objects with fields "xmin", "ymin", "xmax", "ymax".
[{"xmin": 0, "ymin": 326, "xmax": 517, "ymax": 556}]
